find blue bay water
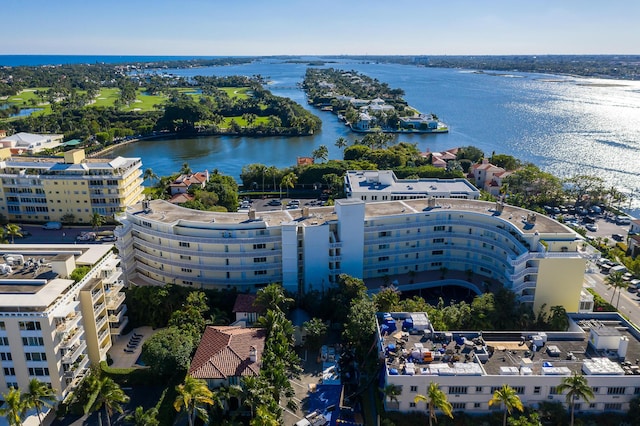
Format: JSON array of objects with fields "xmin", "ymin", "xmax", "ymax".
[{"xmin": 3, "ymin": 56, "xmax": 639, "ymax": 215}]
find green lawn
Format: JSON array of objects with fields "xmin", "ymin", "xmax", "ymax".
[
  {"xmin": 221, "ymin": 115, "xmax": 271, "ymax": 127},
  {"xmin": 123, "ymin": 89, "xmax": 166, "ymax": 112},
  {"xmin": 92, "ymin": 88, "xmax": 120, "ymax": 108},
  {"xmin": 220, "ymin": 87, "xmax": 250, "ymax": 100}
]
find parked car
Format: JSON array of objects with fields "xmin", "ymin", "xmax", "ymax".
[
  {"xmin": 76, "ymin": 232, "xmax": 96, "ymax": 241},
  {"xmin": 267, "ymin": 199, "xmax": 282, "ymax": 206},
  {"xmin": 100, "ymin": 236, "xmax": 117, "ymax": 242},
  {"xmin": 585, "ymin": 223, "xmax": 598, "ymax": 232},
  {"xmin": 612, "ymin": 233, "xmax": 625, "ymax": 241},
  {"xmin": 42, "ymin": 221, "xmax": 62, "ymax": 230}
]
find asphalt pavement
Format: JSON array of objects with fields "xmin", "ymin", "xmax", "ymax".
[{"xmin": 13, "ymin": 224, "xmax": 115, "ymax": 245}]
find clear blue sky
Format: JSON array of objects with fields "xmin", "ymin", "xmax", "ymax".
[{"xmin": 3, "ymin": 0, "xmax": 638, "ymax": 55}]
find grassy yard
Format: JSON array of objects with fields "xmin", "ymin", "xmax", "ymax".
[
  {"xmin": 124, "ymin": 89, "xmax": 166, "ymax": 112},
  {"xmin": 219, "ymin": 87, "xmax": 250, "ymax": 99},
  {"xmin": 92, "ymin": 88, "xmax": 120, "ymax": 108},
  {"xmin": 221, "ymin": 115, "xmax": 271, "ymax": 127}
]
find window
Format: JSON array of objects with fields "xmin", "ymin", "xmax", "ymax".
[
  {"xmin": 431, "ymin": 262, "xmax": 443, "ymax": 267},
  {"xmin": 377, "ymin": 268, "xmax": 389, "ymax": 273},
  {"xmin": 604, "ymin": 403, "xmax": 622, "ymax": 411},
  {"xmin": 0, "ymin": 337, "xmax": 8, "ymax": 345},
  {"xmin": 25, "ymin": 352, "xmax": 47, "ymax": 362},
  {"xmin": 1, "ymin": 352, "xmax": 12, "ymax": 361},
  {"xmin": 179, "ymin": 255, "xmax": 191, "ymax": 260},
  {"xmin": 475, "ymin": 386, "xmax": 483, "ymax": 393},
  {"xmin": 379, "ymin": 231, "xmax": 390, "ymax": 237},
  {"xmin": 452, "ymin": 403, "xmax": 465, "ymax": 410},
  {"xmin": 591, "ymin": 387, "xmax": 599, "ymax": 394},
  {"xmin": 179, "ymin": 242, "xmax": 190, "ymax": 248},
  {"xmin": 410, "ymin": 386, "xmax": 418, "ymax": 392},
  {"xmin": 254, "ymin": 270, "xmax": 267, "ymax": 276},
  {"xmin": 3, "ymin": 367, "xmax": 15, "ymax": 376},
  {"xmin": 607, "ymin": 387, "xmax": 625, "ymax": 395},
  {"xmin": 378, "ymin": 256, "xmax": 389, "ymax": 262},
  {"xmin": 635, "ymin": 387, "xmax": 640, "ymax": 395},
  {"xmin": 253, "ymin": 243, "xmax": 266, "ymax": 250},
  {"xmin": 589, "ymin": 403, "xmax": 597, "ymax": 409},
  {"xmin": 432, "ymin": 250, "xmax": 443, "ymax": 255},
  {"xmin": 449, "ymin": 386, "xmax": 467, "ymax": 394},
  {"xmin": 474, "ymin": 403, "xmax": 481, "ymax": 408},
  {"xmin": 254, "ymin": 257, "xmax": 267, "ymax": 263},
  {"xmin": 28, "ymin": 367, "xmax": 49, "ymax": 377},
  {"xmin": 512, "ymin": 386, "xmax": 525, "ymax": 394},
  {"xmin": 549, "ymin": 387, "xmax": 559, "ymax": 395},
  {"xmin": 6, "ymin": 382, "xmax": 18, "ymax": 389},
  {"xmin": 409, "ymin": 402, "xmax": 416, "ymax": 408},
  {"xmin": 0, "ymin": 321, "xmax": 4, "ymax": 330},
  {"xmin": 379, "ymin": 244, "xmax": 389, "ymax": 250},
  {"xmin": 22, "ymin": 337, "xmax": 44, "ymax": 346},
  {"xmin": 433, "ymin": 238, "xmax": 444, "ymax": 243},
  {"xmin": 181, "ymin": 268, "xmax": 192, "ymax": 273},
  {"xmin": 434, "ymin": 226, "xmax": 445, "ymax": 232},
  {"xmin": 18, "ymin": 321, "xmax": 41, "ymax": 331},
  {"xmin": 491, "ymin": 386, "xmax": 502, "ymax": 394},
  {"xmin": 534, "ymin": 386, "xmax": 541, "ymax": 395}
]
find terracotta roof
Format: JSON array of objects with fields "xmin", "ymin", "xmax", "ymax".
[
  {"xmin": 232, "ymin": 293, "xmax": 262, "ymax": 313},
  {"xmin": 189, "ymin": 326, "xmax": 266, "ymax": 380},
  {"xmin": 168, "ymin": 193, "xmax": 195, "ymax": 204}
]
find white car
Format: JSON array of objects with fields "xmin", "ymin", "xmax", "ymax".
[{"xmin": 585, "ymin": 223, "xmax": 598, "ymax": 232}]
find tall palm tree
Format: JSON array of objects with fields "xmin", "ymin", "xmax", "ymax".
[
  {"xmin": 124, "ymin": 406, "xmax": 159, "ymax": 426},
  {"xmin": 23, "ymin": 378, "xmax": 55, "ymax": 426},
  {"xmin": 280, "ymin": 172, "xmax": 297, "ymax": 198},
  {"xmin": 488, "ymin": 384, "xmax": 524, "ymax": 426},
  {"xmin": 335, "ymin": 137, "xmax": 348, "ymax": 150},
  {"xmin": 605, "ymin": 271, "xmax": 627, "ymax": 307},
  {"xmin": 84, "ymin": 376, "xmax": 130, "ymax": 426},
  {"xmin": 4, "ymin": 224, "xmax": 22, "ymax": 244},
  {"xmin": 266, "ymin": 165, "xmax": 279, "ymax": 192},
  {"xmin": 180, "ymin": 162, "xmax": 192, "ymax": 175},
  {"xmin": 255, "ymin": 283, "xmax": 294, "ymax": 313},
  {"xmin": 173, "ymin": 376, "xmax": 214, "ymax": 426},
  {"xmin": 414, "ymin": 382, "xmax": 453, "ymax": 426},
  {"xmin": 0, "ymin": 387, "xmax": 26, "ymax": 426},
  {"xmin": 557, "ymin": 372, "xmax": 594, "ymax": 426},
  {"xmin": 311, "ymin": 144, "xmax": 329, "ymax": 163}
]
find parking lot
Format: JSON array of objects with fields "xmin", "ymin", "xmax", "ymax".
[
  {"xmin": 238, "ymin": 195, "xmax": 330, "ymax": 213},
  {"xmin": 545, "ymin": 207, "xmax": 633, "ymax": 245}
]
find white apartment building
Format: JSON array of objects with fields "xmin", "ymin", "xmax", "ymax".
[
  {"xmin": 116, "ymin": 196, "xmax": 586, "ymax": 313},
  {"xmin": 0, "ymin": 244, "xmax": 127, "ymax": 401},
  {"xmin": 344, "ymin": 171, "xmax": 480, "ymax": 202},
  {"xmin": 379, "ymin": 312, "xmax": 640, "ymax": 415}
]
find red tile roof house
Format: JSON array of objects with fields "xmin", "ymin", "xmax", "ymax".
[
  {"xmin": 232, "ymin": 293, "xmax": 264, "ymax": 326},
  {"xmin": 189, "ymin": 326, "xmax": 266, "ymax": 392},
  {"xmin": 169, "ymin": 171, "xmax": 210, "ymax": 195}
]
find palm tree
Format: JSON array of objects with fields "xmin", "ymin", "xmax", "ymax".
[
  {"xmin": 605, "ymin": 271, "xmax": 626, "ymax": 306},
  {"xmin": 488, "ymin": 384, "xmax": 523, "ymax": 426},
  {"xmin": 4, "ymin": 224, "xmax": 22, "ymax": 244},
  {"xmin": 250, "ymin": 404, "xmax": 279, "ymax": 426},
  {"xmin": 266, "ymin": 165, "xmax": 279, "ymax": 192},
  {"xmin": 124, "ymin": 406, "xmax": 159, "ymax": 426},
  {"xmin": 556, "ymin": 372, "xmax": 594, "ymax": 426},
  {"xmin": 335, "ymin": 137, "xmax": 348, "ymax": 150},
  {"xmin": 173, "ymin": 376, "xmax": 214, "ymax": 426},
  {"xmin": 311, "ymin": 144, "xmax": 329, "ymax": 163},
  {"xmin": 280, "ymin": 172, "xmax": 297, "ymax": 198},
  {"xmin": 414, "ymin": 382, "xmax": 453, "ymax": 426},
  {"xmin": 255, "ymin": 283, "xmax": 294, "ymax": 313},
  {"xmin": 381, "ymin": 384, "xmax": 402, "ymax": 409},
  {"xmin": 91, "ymin": 212, "xmax": 105, "ymax": 231},
  {"xmin": 0, "ymin": 228, "xmax": 8, "ymax": 244},
  {"xmin": 143, "ymin": 168, "xmax": 159, "ymax": 184},
  {"xmin": 23, "ymin": 378, "xmax": 55, "ymax": 426},
  {"xmin": 180, "ymin": 162, "xmax": 192, "ymax": 175},
  {"xmin": 84, "ymin": 376, "xmax": 130, "ymax": 426},
  {"xmin": 0, "ymin": 387, "xmax": 26, "ymax": 426}
]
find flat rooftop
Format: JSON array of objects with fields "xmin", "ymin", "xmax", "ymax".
[
  {"xmin": 380, "ymin": 314, "xmax": 640, "ymax": 378},
  {"xmin": 0, "ymin": 244, "xmax": 113, "ymax": 310},
  {"xmin": 346, "ymin": 171, "xmax": 478, "ymax": 195},
  {"xmin": 129, "ymin": 199, "xmax": 338, "ymax": 228},
  {"xmin": 132, "ymin": 199, "xmax": 572, "ymax": 235}
]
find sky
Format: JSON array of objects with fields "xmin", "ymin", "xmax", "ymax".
[{"xmin": 2, "ymin": 0, "xmax": 639, "ymax": 56}]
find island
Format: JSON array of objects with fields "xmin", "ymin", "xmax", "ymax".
[{"xmin": 303, "ymin": 67, "xmax": 448, "ymax": 134}]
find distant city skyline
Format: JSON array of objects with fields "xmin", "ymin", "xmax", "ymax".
[{"xmin": 2, "ymin": 0, "xmax": 639, "ymax": 56}]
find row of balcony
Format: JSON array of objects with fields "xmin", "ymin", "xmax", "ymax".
[
  {"xmin": 132, "ymin": 237, "xmax": 281, "ymax": 258},
  {"xmin": 131, "ymin": 223, "xmax": 280, "ymax": 245},
  {"xmin": 134, "ymin": 251, "xmax": 281, "ymax": 272}
]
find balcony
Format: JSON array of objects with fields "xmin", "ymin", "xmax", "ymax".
[
  {"xmin": 98, "ymin": 327, "xmax": 110, "ymax": 344},
  {"xmin": 91, "ymin": 289, "xmax": 104, "ymax": 303},
  {"xmin": 55, "ymin": 312, "xmax": 81, "ymax": 335},
  {"xmin": 59, "ymin": 327, "xmax": 83, "ymax": 349},
  {"xmin": 96, "ymin": 315, "xmax": 108, "ymax": 331},
  {"xmin": 62, "ymin": 342, "xmax": 87, "ymax": 364},
  {"xmin": 94, "ymin": 302, "xmax": 106, "ymax": 316},
  {"xmin": 64, "ymin": 355, "xmax": 89, "ymax": 379},
  {"xmin": 109, "ymin": 305, "xmax": 128, "ymax": 323},
  {"xmin": 110, "ymin": 317, "xmax": 129, "ymax": 336},
  {"xmin": 106, "ymin": 292, "xmax": 126, "ymax": 310}
]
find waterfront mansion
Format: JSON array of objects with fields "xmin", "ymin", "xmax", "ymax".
[{"xmin": 115, "ymin": 196, "xmax": 588, "ymax": 314}]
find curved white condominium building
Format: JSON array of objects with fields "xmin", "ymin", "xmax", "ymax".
[{"xmin": 115, "ymin": 197, "xmax": 586, "ymax": 313}]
